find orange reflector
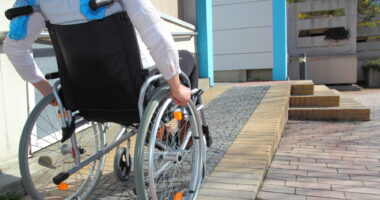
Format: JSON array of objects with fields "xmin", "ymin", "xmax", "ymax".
[
  {"xmin": 173, "ymin": 111, "xmax": 183, "ymax": 120},
  {"xmin": 57, "ymin": 182, "xmax": 69, "ymax": 191},
  {"xmin": 57, "ymin": 111, "xmax": 67, "ymax": 119},
  {"xmin": 174, "ymin": 192, "xmax": 183, "ymax": 200}
]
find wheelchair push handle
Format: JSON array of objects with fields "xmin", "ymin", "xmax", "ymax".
[
  {"xmin": 89, "ymin": 0, "xmax": 115, "ymax": 10},
  {"xmin": 5, "ymin": 0, "xmax": 113, "ymax": 20},
  {"xmin": 5, "ymin": 6, "xmax": 34, "ymax": 20},
  {"xmin": 45, "ymin": 72, "xmax": 60, "ymax": 80}
]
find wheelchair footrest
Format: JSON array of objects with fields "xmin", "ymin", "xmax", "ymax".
[
  {"xmin": 52, "ymin": 172, "xmax": 69, "ymax": 185},
  {"xmin": 202, "ymin": 125, "xmax": 212, "ymax": 147}
]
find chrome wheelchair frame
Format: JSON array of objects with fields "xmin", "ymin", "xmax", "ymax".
[{"xmin": 19, "ymin": 71, "xmax": 209, "ymax": 200}]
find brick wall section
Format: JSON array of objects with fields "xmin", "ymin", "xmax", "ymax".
[{"xmin": 197, "ymin": 84, "xmax": 291, "ymax": 199}]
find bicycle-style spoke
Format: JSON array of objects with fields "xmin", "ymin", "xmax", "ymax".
[
  {"xmin": 141, "ymin": 99, "xmax": 202, "ymax": 200},
  {"xmin": 21, "ymin": 94, "xmax": 106, "ymax": 200}
]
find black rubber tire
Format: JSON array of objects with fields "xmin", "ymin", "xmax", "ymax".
[{"xmin": 113, "ymin": 147, "xmax": 132, "ymax": 182}]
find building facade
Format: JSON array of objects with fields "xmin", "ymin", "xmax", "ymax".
[
  {"xmin": 212, "ymin": 0, "xmax": 287, "ymax": 82},
  {"xmin": 287, "ymin": 0, "xmax": 358, "ymax": 84},
  {"xmin": 357, "ymin": 13, "xmax": 380, "ymax": 82}
]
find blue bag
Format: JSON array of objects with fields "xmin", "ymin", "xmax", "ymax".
[
  {"xmin": 8, "ymin": 0, "xmax": 35, "ymax": 40},
  {"xmin": 80, "ymin": 0, "xmax": 107, "ymax": 20}
]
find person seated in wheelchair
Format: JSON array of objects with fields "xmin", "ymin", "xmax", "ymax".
[
  {"xmin": 4, "ymin": 2, "xmax": 212, "ymax": 199},
  {"xmin": 4, "ymin": 0, "xmax": 199, "ymax": 131}
]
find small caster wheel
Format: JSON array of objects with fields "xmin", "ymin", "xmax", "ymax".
[{"xmin": 113, "ymin": 147, "xmax": 131, "ymax": 182}]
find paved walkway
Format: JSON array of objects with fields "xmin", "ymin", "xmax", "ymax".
[{"xmin": 257, "ymin": 90, "xmax": 380, "ymax": 200}]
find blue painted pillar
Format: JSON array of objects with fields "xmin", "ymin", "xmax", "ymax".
[
  {"xmin": 272, "ymin": 0, "xmax": 288, "ymax": 81},
  {"xmin": 196, "ymin": 0, "xmax": 214, "ymax": 86}
]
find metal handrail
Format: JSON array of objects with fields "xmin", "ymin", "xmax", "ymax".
[
  {"xmin": 0, "ymin": 31, "xmax": 197, "ymax": 43},
  {"xmin": 172, "ymin": 32, "xmax": 198, "ymax": 37}
]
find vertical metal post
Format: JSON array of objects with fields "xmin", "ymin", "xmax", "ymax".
[{"xmin": 299, "ymin": 53, "xmax": 307, "ymax": 80}]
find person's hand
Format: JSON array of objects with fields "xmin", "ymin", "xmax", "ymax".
[
  {"xmin": 32, "ymin": 79, "xmax": 58, "ymax": 106},
  {"xmin": 170, "ymin": 84, "xmax": 191, "ymax": 106},
  {"xmin": 167, "ymin": 75, "xmax": 191, "ymax": 106}
]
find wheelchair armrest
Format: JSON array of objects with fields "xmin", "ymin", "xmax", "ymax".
[
  {"xmin": 45, "ymin": 72, "xmax": 60, "ymax": 80},
  {"xmin": 141, "ymin": 67, "xmax": 160, "ymax": 77}
]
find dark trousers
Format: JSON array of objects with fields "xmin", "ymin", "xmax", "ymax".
[{"xmin": 178, "ymin": 50, "xmax": 199, "ymax": 89}]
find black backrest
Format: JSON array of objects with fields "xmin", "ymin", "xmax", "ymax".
[{"xmin": 47, "ymin": 12, "xmax": 146, "ymax": 124}]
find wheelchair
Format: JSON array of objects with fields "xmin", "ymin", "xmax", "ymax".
[{"xmin": 6, "ymin": 3, "xmax": 211, "ymax": 200}]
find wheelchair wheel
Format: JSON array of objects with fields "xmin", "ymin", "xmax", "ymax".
[
  {"xmin": 19, "ymin": 93, "xmax": 106, "ymax": 200},
  {"xmin": 113, "ymin": 147, "xmax": 132, "ymax": 182},
  {"xmin": 134, "ymin": 90, "xmax": 204, "ymax": 200}
]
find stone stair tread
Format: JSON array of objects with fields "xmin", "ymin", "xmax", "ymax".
[
  {"xmin": 289, "ymin": 85, "xmax": 370, "ymax": 121},
  {"xmin": 332, "ymin": 89, "xmax": 369, "ymax": 109},
  {"xmin": 289, "ymin": 106, "xmax": 368, "ymax": 110},
  {"xmin": 290, "ymin": 85, "xmax": 340, "ymax": 107},
  {"xmin": 289, "ymin": 97, "xmax": 368, "ymax": 110},
  {"xmin": 290, "ymin": 86, "xmax": 368, "ymax": 110},
  {"xmin": 292, "ymin": 80, "xmax": 314, "ymax": 86},
  {"xmin": 291, "ymin": 85, "xmax": 339, "ymax": 97},
  {"xmin": 291, "ymin": 80, "xmax": 314, "ymax": 95}
]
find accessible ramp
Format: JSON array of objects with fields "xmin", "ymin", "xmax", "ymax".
[{"xmin": 198, "ymin": 84, "xmax": 291, "ymax": 199}]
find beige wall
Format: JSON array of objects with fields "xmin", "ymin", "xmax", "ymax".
[
  {"xmin": 164, "ymin": 19, "xmax": 196, "ymax": 54},
  {"xmin": 0, "ymin": 1, "xmax": 13, "ymax": 32},
  {"xmin": 152, "ymin": 0, "xmax": 197, "ymax": 26},
  {"xmin": 150, "ymin": 0, "xmax": 196, "ymax": 53},
  {"xmin": 181, "ymin": 0, "xmax": 196, "ymax": 25},
  {"xmin": 151, "ymin": 0, "xmax": 180, "ymax": 18},
  {"xmin": 0, "ymin": 0, "xmax": 29, "ymax": 166},
  {"xmin": 288, "ymin": 56, "xmax": 357, "ymax": 84}
]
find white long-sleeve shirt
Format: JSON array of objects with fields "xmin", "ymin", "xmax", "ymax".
[{"xmin": 3, "ymin": 0, "xmax": 181, "ymax": 83}]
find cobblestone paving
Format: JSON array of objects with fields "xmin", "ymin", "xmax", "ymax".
[
  {"xmin": 90, "ymin": 86, "xmax": 269, "ymax": 199},
  {"xmin": 258, "ymin": 90, "xmax": 380, "ymax": 200}
]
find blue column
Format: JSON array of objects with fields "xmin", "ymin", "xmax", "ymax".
[
  {"xmin": 196, "ymin": 0, "xmax": 214, "ymax": 86},
  {"xmin": 272, "ymin": 0, "xmax": 288, "ymax": 81}
]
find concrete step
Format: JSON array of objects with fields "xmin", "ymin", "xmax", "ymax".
[
  {"xmin": 291, "ymin": 80, "xmax": 314, "ymax": 95},
  {"xmin": 0, "ymin": 159, "xmax": 24, "ymax": 196},
  {"xmin": 0, "ymin": 173, "xmax": 23, "ymax": 196},
  {"xmin": 289, "ymin": 89, "xmax": 370, "ymax": 121},
  {"xmin": 290, "ymin": 85, "xmax": 340, "ymax": 107},
  {"xmin": 199, "ymin": 78, "xmax": 210, "ymax": 91}
]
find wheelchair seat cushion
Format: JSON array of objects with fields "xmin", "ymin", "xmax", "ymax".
[{"xmin": 46, "ymin": 12, "xmax": 146, "ymax": 124}]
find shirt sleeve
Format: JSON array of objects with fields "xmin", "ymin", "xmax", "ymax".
[
  {"xmin": 3, "ymin": 12, "xmax": 46, "ymax": 83},
  {"xmin": 123, "ymin": 0, "xmax": 181, "ymax": 80}
]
